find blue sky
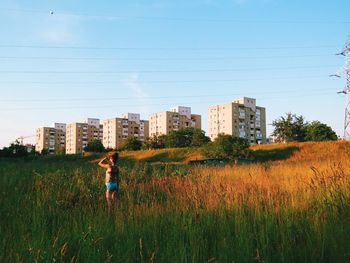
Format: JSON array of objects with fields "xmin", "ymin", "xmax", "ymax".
[{"xmin": 0, "ymin": 0, "xmax": 349, "ymax": 147}]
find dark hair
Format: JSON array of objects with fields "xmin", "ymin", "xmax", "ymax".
[{"xmin": 110, "ymin": 152, "xmax": 119, "ymax": 163}]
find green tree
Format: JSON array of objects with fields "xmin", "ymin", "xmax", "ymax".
[
  {"xmin": 0, "ymin": 141, "xmax": 28, "ymax": 158},
  {"xmin": 0, "ymin": 146, "xmax": 12, "ymax": 157},
  {"xmin": 165, "ymin": 129, "xmax": 190, "ymax": 148},
  {"xmin": 231, "ymin": 137, "xmax": 251, "ymax": 160},
  {"xmin": 304, "ymin": 121, "xmax": 338, "ymax": 141},
  {"xmin": 122, "ymin": 137, "xmax": 142, "ymax": 151},
  {"xmin": 202, "ymin": 134, "xmax": 251, "ymax": 162},
  {"xmin": 142, "ymin": 135, "xmax": 166, "ymax": 150},
  {"xmin": 191, "ymin": 129, "xmax": 210, "ymax": 147},
  {"xmin": 165, "ymin": 128, "xmax": 210, "ymax": 148},
  {"xmin": 272, "ymin": 113, "xmax": 306, "ymax": 142},
  {"xmin": 84, "ymin": 139, "xmax": 105, "ymax": 152}
]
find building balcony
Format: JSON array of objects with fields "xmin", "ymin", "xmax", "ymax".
[{"xmin": 256, "ymin": 134, "xmax": 263, "ymax": 139}]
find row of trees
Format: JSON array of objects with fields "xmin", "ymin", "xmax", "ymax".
[
  {"xmin": 0, "ymin": 142, "xmax": 33, "ymax": 157},
  {"xmin": 272, "ymin": 113, "xmax": 338, "ymax": 142},
  {"xmin": 82, "ymin": 130, "xmax": 250, "ymax": 162},
  {"xmin": 1, "ymin": 114, "xmax": 338, "ymax": 159},
  {"xmin": 83, "ymin": 114, "xmax": 338, "ymax": 157},
  {"xmin": 83, "ymin": 128, "xmax": 211, "ymax": 152}
]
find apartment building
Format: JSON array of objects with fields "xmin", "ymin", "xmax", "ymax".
[
  {"xmin": 149, "ymin": 106, "xmax": 202, "ymax": 137},
  {"xmin": 208, "ymin": 97, "xmax": 266, "ymax": 144},
  {"xmin": 35, "ymin": 123, "xmax": 66, "ymax": 154},
  {"xmin": 103, "ymin": 113, "xmax": 149, "ymax": 150},
  {"xmin": 66, "ymin": 118, "xmax": 103, "ymax": 154},
  {"xmin": 54, "ymin": 123, "xmax": 66, "ymax": 152}
]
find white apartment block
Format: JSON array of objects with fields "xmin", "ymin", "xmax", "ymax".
[
  {"xmin": 35, "ymin": 122, "xmax": 66, "ymax": 154},
  {"xmin": 208, "ymin": 97, "xmax": 266, "ymax": 144},
  {"xmin": 66, "ymin": 119, "xmax": 103, "ymax": 154},
  {"xmin": 149, "ymin": 106, "xmax": 202, "ymax": 137},
  {"xmin": 103, "ymin": 113, "xmax": 149, "ymax": 150}
]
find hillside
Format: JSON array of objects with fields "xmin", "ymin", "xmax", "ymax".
[
  {"xmin": 120, "ymin": 147, "xmax": 203, "ymax": 164},
  {"xmin": 118, "ymin": 140, "xmax": 350, "ymax": 165},
  {"xmin": 3, "ymin": 140, "xmax": 348, "ymax": 262}
]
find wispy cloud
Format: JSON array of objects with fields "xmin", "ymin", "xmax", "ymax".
[{"xmin": 124, "ymin": 74, "xmax": 151, "ymax": 111}]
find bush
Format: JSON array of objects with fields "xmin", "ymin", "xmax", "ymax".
[
  {"xmin": 0, "ymin": 142, "xmax": 28, "ymax": 158},
  {"xmin": 121, "ymin": 137, "xmax": 142, "ymax": 151},
  {"xmin": 165, "ymin": 128, "xmax": 210, "ymax": 148},
  {"xmin": 142, "ymin": 135, "xmax": 166, "ymax": 150},
  {"xmin": 83, "ymin": 139, "xmax": 105, "ymax": 153},
  {"xmin": 303, "ymin": 121, "xmax": 338, "ymax": 141},
  {"xmin": 202, "ymin": 134, "xmax": 251, "ymax": 162}
]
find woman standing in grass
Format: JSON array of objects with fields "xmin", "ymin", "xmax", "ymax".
[{"xmin": 98, "ymin": 152, "xmax": 120, "ymax": 209}]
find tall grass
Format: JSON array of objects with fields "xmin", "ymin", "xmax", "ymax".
[{"xmin": 1, "ymin": 141, "xmax": 350, "ymax": 262}]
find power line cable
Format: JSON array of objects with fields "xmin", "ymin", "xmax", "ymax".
[
  {"xmin": 0, "ymin": 91, "xmax": 335, "ymax": 111},
  {"xmin": 0, "ymin": 87, "xmax": 335, "ymax": 103},
  {"xmin": 0, "ymin": 75, "xmax": 331, "ymax": 84},
  {"xmin": 0, "ymin": 65, "xmax": 338, "ymax": 74},
  {"xmin": 1, "ymin": 8, "xmax": 349, "ymax": 24},
  {"xmin": 0, "ymin": 54, "xmax": 333, "ymax": 61},
  {"xmin": 0, "ymin": 44, "xmax": 338, "ymax": 50}
]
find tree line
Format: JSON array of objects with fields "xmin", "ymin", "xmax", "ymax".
[
  {"xmin": 1, "ymin": 113, "xmax": 338, "ymax": 159},
  {"xmin": 272, "ymin": 113, "xmax": 338, "ymax": 142}
]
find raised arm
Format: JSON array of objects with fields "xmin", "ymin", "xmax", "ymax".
[{"xmin": 98, "ymin": 157, "xmax": 110, "ymax": 169}]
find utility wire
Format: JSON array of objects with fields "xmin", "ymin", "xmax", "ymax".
[
  {"xmin": 0, "ymin": 87, "xmax": 335, "ymax": 103},
  {"xmin": 1, "ymin": 8, "xmax": 349, "ymax": 24},
  {"xmin": 0, "ymin": 65, "xmax": 338, "ymax": 74},
  {"xmin": 0, "ymin": 92, "xmax": 335, "ymax": 111},
  {"xmin": 0, "ymin": 75, "xmax": 329, "ymax": 85},
  {"xmin": 0, "ymin": 54, "xmax": 333, "ymax": 61},
  {"xmin": 0, "ymin": 44, "xmax": 338, "ymax": 50}
]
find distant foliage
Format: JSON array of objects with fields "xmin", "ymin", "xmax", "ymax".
[
  {"xmin": 165, "ymin": 128, "xmax": 210, "ymax": 148},
  {"xmin": 272, "ymin": 113, "xmax": 338, "ymax": 142},
  {"xmin": 121, "ymin": 137, "xmax": 143, "ymax": 151},
  {"xmin": 142, "ymin": 135, "xmax": 166, "ymax": 150},
  {"xmin": 272, "ymin": 113, "xmax": 306, "ymax": 142},
  {"xmin": 202, "ymin": 134, "xmax": 251, "ymax": 162},
  {"xmin": 83, "ymin": 139, "xmax": 105, "ymax": 153},
  {"xmin": 142, "ymin": 129, "xmax": 209, "ymax": 150},
  {"xmin": 0, "ymin": 141, "xmax": 29, "ymax": 158},
  {"xmin": 191, "ymin": 128, "xmax": 211, "ymax": 147},
  {"xmin": 303, "ymin": 121, "xmax": 338, "ymax": 141}
]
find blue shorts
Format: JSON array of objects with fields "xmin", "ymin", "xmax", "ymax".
[{"xmin": 106, "ymin": 182, "xmax": 118, "ymax": 191}]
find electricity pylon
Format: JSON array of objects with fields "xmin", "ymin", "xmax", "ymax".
[{"xmin": 336, "ymin": 34, "xmax": 350, "ymax": 139}]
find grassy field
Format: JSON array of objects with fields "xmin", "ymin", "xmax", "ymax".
[{"xmin": 1, "ymin": 141, "xmax": 350, "ymax": 262}]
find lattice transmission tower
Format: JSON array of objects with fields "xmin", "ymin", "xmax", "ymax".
[{"xmin": 336, "ymin": 34, "xmax": 350, "ymax": 139}]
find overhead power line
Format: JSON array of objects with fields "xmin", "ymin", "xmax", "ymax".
[
  {"xmin": 0, "ymin": 54, "xmax": 333, "ymax": 61},
  {"xmin": 0, "ymin": 44, "xmax": 338, "ymax": 50},
  {"xmin": 0, "ymin": 87, "xmax": 335, "ymax": 103},
  {"xmin": 0, "ymin": 92, "xmax": 335, "ymax": 111},
  {"xmin": 1, "ymin": 8, "xmax": 349, "ymax": 24},
  {"xmin": 0, "ymin": 65, "xmax": 338, "ymax": 74},
  {"xmin": 0, "ymin": 75, "xmax": 329, "ymax": 84}
]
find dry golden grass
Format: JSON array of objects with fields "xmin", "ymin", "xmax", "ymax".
[
  {"xmin": 121, "ymin": 149, "xmax": 169, "ymax": 160},
  {"xmin": 2, "ymin": 140, "xmax": 349, "ymax": 262},
  {"xmin": 121, "ymin": 147, "xmax": 204, "ymax": 163},
  {"xmin": 130, "ymin": 141, "xmax": 350, "ymax": 211}
]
